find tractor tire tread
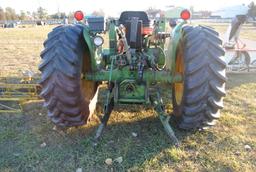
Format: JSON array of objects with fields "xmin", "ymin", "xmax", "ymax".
[
  {"xmin": 174, "ymin": 25, "xmax": 226, "ymax": 130},
  {"xmin": 39, "ymin": 24, "xmax": 98, "ymax": 127}
]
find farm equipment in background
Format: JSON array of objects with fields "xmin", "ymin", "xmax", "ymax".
[
  {"xmin": 0, "ymin": 74, "xmax": 41, "ymax": 113},
  {"xmin": 39, "ymin": 10, "xmax": 226, "ymax": 145},
  {"xmin": 224, "ymin": 14, "xmax": 256, "ymax": 72}
]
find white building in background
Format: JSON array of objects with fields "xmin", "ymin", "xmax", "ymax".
[{"xmin": 212, "ymin": 4, "xmax": 249, "ymax": 18}]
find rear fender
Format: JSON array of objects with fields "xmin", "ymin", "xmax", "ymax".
[
  {"xmin": 83, "ymin": 26, "xmax": 97, "ymax": 71},
  {"xmin": 166, "ymin": 21, "xmax": 186, "ymax": 73}
]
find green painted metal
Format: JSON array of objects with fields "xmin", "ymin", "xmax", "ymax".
[
  {"xmin": 146, "ymin": 48, "xmax": 166, "ymax": 68},
  {"xmin": 158, "ymin": 18, "xmax": 166, "ymax": 32},
  {"xmin": 105, "ymin": 55, "xmax": 115, "ymax": 106},
  {"xmin": 93, "ymin": 57, "xmax": 115, "ymax": 145},
  {"xmin": 151, "ymin": 18, "xmax": 168, "ymax": 50},
  {"xmin": 82, "ymin": 26, "xmax": 97, "ymax": 71},
  {"xmin": 85, "ymin": 66, "xmax": 183, "ymax": 83},
  {"xmin": 108, "ymin": 22, "xmax": 117, "ymax": 55},
  {"xmin": 170, "ymin": 21, "xmax": 187, "ymax": 74},
  {"xmin": 117, "ymin": 98, "xmax": 146, "ymax": 104},
  {"xmin": 164, "ymin": 7, "xmax": 186, "ymax": 18},
  {"xmin": 116, "ymin": 80, "xmax": 147, "ymax": 104},
  {"xmin": 151, "ymin": 89, "xmax": 179, "ymax": 146},
  {"xmin": 159, "ymin": 113, "xmax": 179, "ymax": 145}
]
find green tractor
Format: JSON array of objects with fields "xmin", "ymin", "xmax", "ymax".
[{"xmin": 39, "ymin": 10, "xmax": 226, "ymax": 145}]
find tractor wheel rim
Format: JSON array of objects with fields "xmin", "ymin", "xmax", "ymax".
[
  {"xmin": 81, "ymin": 53, "xmax": 98, "ymax": 103},
  {"xmin": 81, "ymin": 80, "xmax": 97, "ymax": 102},
  {"xmin": 174, "ymin": 44, "xmax": 184, "ymax": 105}
]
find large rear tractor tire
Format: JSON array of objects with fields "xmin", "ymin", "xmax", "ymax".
[
  {"xmin": 39, "ymin": 25, "xmax": 99, "ymax": 127},
  {"xmin": 172, "ymin": 25, "xmax": 227, "ymax": 130}
]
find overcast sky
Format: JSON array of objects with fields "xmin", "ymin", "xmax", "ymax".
[{"xmin": 1, "ymin": 0, "xmax": 255, "ymax": 16}]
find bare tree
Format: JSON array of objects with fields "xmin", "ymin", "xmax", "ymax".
[
  {"xmin": 50, "ymin": 12, "xmax": 66, "ymax": 19},
  {"xmin": 68, "ymin": 11, "xmax": 75, "ymax": 20},
  {"xmin": 248, "ymin": 1, "xmax": 256, "ymax": 20},
  {"xmin": 37, "ymin": 7, "xmax": 48, "ymax": 20},
  {"xmin": 0, "ymin": 7, "xmax": 5, "ymax": 20},
  {"xmin": 32, "ymin": 11, "xmax": 38, "ymax": 20},
  {"xmin": 5, "ymin": 7, "xmax": 17, "ymax": 20}
]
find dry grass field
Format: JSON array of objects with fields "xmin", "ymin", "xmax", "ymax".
[
  {"xmin": 194, "ymin": 22, "xmax": 256, "ymax": 41},
  {"xmin": 0, "ymin": 24, "xmax": 256, "ymax": 172},
  {"xmin": 0, "ymin": 26, "xmax": 52, "ymax": 77}
]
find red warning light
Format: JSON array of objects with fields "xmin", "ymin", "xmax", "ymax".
[
  {"xmin": 180, "ymin": 10, "xmax": 191, "ymax": 20},
  {"xmin": 74, "ymin": 11, "xmax": 84, "ymax": 21}
]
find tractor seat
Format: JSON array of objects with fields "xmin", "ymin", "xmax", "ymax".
[{"xmin": 119, "ymin": 11, "xmax": 150, "ymax": 27}]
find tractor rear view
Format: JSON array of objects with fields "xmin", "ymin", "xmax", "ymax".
[{"xmin": 39, "ymin": 10, "xmax": 226, "ymax": 145}]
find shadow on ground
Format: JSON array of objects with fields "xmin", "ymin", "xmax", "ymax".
[
  {"xmin": 0, "ymin": 74, "xmax": 256, "ymax": 171},
  {"xmin": 0, "ymin": 104, "xmax": 199, "ymax": 171},
  {"xmin": 226, "ymin": 72, "xmax": 256, "ymax": 90}
]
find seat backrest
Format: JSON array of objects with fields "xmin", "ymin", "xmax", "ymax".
[{"xmin": 119, "ymin": 11, "xmax": 150, "ymax": 27}]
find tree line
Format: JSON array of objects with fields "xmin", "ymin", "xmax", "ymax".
[
  {"xmin": 0, "ymin": 6, "xmax": 107, "ymax": 22},
  {"xmin": 248, "ymin": 1, "xmax": 256, "ymax": 20},
  {"xmin": 0, "ymin": 6, "xmax": 75, "ymax": 21},
  {"xmin": 0, "ymin": 3, "xmax": 255, "ymax": 21}
]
